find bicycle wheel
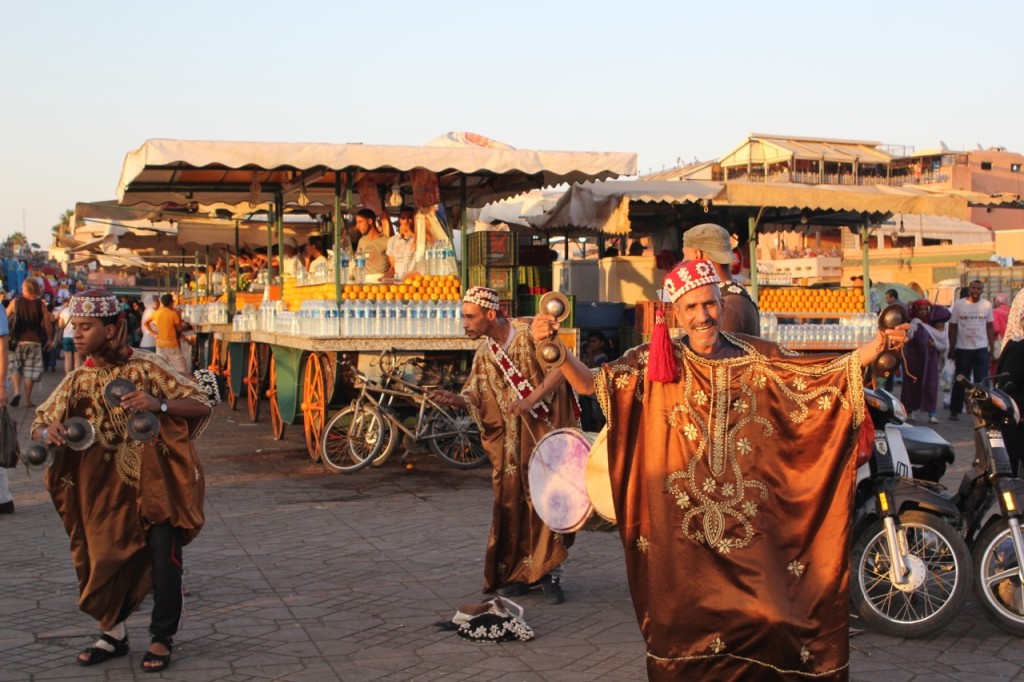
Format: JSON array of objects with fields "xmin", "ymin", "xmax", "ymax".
[
  {"xmin": 424, "ymin": 407, "xmax": 488, "ymax": 469},
  {"xmin": 370, "ymin": 409, "xmax": 401, "ymax": 467},
  {"xmin": 320, "ymin": 405, "xmax": 387, "ymax": 473},
  {"xmin": 851, "ymin": 510, "xmax": 971, "ymax": 638},
  {"xmin": 972, "ymin": 520, "xmax": 1024, "ymax": 637}
]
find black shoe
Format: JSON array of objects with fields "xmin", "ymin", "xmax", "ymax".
[
  {"xmin": 495, "ymin": 582, "xmax": 529, "ymax": 597},
  {"xmin": 0, "ymin": 500, "xmax": 13, "ymax": 514},
  {"xmin": 539, "ymin": 574, "xmax": 564, "ymax": 604},
  {"xmin": 9, "ymin": 394, "xmax": 19, "ymax": 406},
  {"xmin": 948, "ymin": 413, "xmax": 959, "ymax": 421}
]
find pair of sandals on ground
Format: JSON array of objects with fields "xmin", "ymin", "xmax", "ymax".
[{"xmin": 78, "ymin": 630, "xmax": 173, "ymax": 673}]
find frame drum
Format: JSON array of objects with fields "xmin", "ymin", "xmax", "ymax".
[
  {"xmin": 528, "ymin": 428, "xmax": 608, "ymax": 533},
  {"xmin": 585, "ymin": 426, "xmax": 616, "ymax": 524}
]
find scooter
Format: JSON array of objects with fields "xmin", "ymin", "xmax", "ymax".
[
  {"xmin": 954, "ymin": 374, "xmax": 1024, "ymax": 636},
  {"xmin": 849, "ymin": 386, "xmax": 972, "ymax": 637}
]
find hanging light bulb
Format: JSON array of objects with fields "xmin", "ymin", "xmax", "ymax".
[
  {"xmin": 297, "ymin": 183, "xmax": 310, "ymax": 207},
  {"xmin": 387, "ymin": 185, "xmax": 403, "ymax": 207}
]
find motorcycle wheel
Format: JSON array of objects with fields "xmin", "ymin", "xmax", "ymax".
[
  {"xmin": 972, "ymin": 521, "xmax": 1024, "ymax": 637},
  {"xmin": 851, "ymin": 510, "xmax": 972, "ymax": 638}
]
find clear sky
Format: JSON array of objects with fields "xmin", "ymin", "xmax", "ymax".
[{"xmin": 2, "ymin": 0, "xmax": 1021, "ymax": 247}]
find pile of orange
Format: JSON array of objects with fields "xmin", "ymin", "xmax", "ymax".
[
  {"xmin": 759, "ymin": 287, "xmax": 865, "ymax": 313},
  {"xmin": 340, "ymin": 274, "xmax": 462, "ymax": 302}
]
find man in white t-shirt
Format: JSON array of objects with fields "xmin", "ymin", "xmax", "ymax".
[
  {"xmin": 386, "ymin": 207, "xmax": 417, "ymax": 280},
  {"xmin": 947, "ymin": 279, "xmax": 995, "ymax": 420}
]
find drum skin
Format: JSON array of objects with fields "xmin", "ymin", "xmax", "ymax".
[
  {"xmin": 585, "ymin": 427, "xmax": 616, "ymax": 524},
  {"xmin": 528, "ymin": 429, "xmax": 596, "ymax": 533}
]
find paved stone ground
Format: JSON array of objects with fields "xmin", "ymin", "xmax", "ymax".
[{"xmin": 0, "ymin": 369, "xmax": 1022, "ymax": 681}]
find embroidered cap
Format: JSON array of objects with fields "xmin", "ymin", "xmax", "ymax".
[
  {"xmin": 67, "ymin": 289, "xmax": 121, "ymax": 318},
  {"xmin": 662, "ymin": 259, "xmax": 721, "ymax": 303},
  {"xmin": 464, "ymin": 286, "xmax": 501, "ymax": 311}
]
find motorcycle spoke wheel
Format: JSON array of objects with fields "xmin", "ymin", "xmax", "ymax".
[
  {"xmin": 320, "ymin": 405, "xmax": 385, "ymax": 474},
  {"xmin": 851, "ymin": 511, "xmax": 971, "ymax": 638},
  {"xmin": 972, "ymin": 522, "xmax": 1024, "ymax": 637},
  {"xmin": 424, "ymin": 407, "xmax": 488, "ymax": 469}
]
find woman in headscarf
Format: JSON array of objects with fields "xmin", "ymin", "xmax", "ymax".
[
  {"xmin": 995, "ymin": 289, "xmax": 1024, "ymax": 476},
  {"xmin": 901, "ymin": 299, "xmax": 947, "ymax": 423}
]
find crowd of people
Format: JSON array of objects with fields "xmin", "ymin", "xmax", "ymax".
[{"xmin": 3, "ymin": 220, "xmax": 1023, "ymax": 678}]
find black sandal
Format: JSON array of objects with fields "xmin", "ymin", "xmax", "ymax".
[
  {"xmin": 78, "ymin": 632, "xmax": 129, "ymax": 666},
  {"xmin": 141, "ymin": 634, "xmax": 173, "ymax": 673}
]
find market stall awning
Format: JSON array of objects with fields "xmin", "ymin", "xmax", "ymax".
[
  {"xmin": 718, "ymin": 182, "xmax": 1018, "ymax": 219},
  {"xmin": 879, "ymin": 214, "xmax": 994, "ymax": 244},
  {"xmin": 116, "ymin": 137, "xmax": 637, "ymax": 210},
  {"xmin": 531, "ymin": 180, "xmax": 723, "ymax": 233}
]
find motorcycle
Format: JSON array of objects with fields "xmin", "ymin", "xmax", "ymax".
[
  {"xmin": 849, "ymin": 386, "xmax": 973, "ymax": 637},
  {"xmin": 954, "ymin": 374, "xmax": 1024, "ymax": 636}
]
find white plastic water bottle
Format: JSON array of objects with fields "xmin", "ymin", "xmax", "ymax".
[
  {"xmin": 397, "ymin": 300, "xmax": 409, "ymax": 335},
  {"xmin": 453, "ymin": 301, "xmax": 463, "ymax": 336},
  {"xmin": 438, "ymin": 301, "xmax": 449, "ymax": 337},
  {"xmin": 339, "ymin": 248, "xmax": 351, "ymax": 285},
  {"xmin": 386, "ymin": 301, "xmax": 398, "ymax": 336},
  {"xmin": 354, "ymin": 250, "xmax": 366, "ymax": 284},
  {"xmin": 354, "ymin": 300, "xmax": 366, "ymax": 336}
]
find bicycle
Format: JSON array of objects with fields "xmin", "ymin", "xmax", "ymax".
[{"xmin": 320, "ymin": 350, "xmax": 486, "ymax": 473}]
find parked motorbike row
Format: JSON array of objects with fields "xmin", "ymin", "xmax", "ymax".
[{"xmin": 850, "ymin": 374, "xmax": 1023, "ymax": 638}]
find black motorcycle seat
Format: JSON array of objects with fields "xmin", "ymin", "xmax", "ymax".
[{"xmin": 891, "ymin": 424, "xmax": 956, "ymax": 464}]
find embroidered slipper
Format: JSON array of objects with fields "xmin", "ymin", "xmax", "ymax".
[
  {"xmin": 78, "ymin": 633, "xmax": 129, "ymax": 666},
  {"xmin": 141, "ymin": 635, "xmax": 173, "ymax": 673}
]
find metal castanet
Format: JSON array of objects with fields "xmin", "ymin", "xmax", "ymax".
[
  {"xmin": 872, "ymin": 304, "xmax": 911, "ymax": 379},
  {"xmin": 23, "ymin": 417, "xmax": 96, "ymax": 470},
  {"xmin": 535, "ymin": 291, "xmax": 570, "ymax": 370},
  {"xmin": 104, "ymin": 377, "xmax": 161, "ymax": 442}
]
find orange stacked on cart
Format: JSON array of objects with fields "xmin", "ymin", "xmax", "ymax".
[
  {"xmin": 758, "ymin": 287, "xmax": 865, "ymax": 313},
  {"xmin": 278, "ymin": 274, "xmax": 463, "ymax": 312},
  {"xmin": 341, "ymin": 275, "xmax": 462, "ymax": 303}
]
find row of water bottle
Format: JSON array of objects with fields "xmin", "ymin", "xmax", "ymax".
[
  {"xmin": 294, "ymin": 249, "xmax": 367, "ymax": 286},
  {"xmin": 423, "ymin": 239, "xmax": 456, "ymax": 276},
  {"xmin": 290, "ymin": 299, "xmax": 464, "ymax": 337},
  {"xmin": 760, "ymin": 312, "xmax": 878, "ymax": 346}
]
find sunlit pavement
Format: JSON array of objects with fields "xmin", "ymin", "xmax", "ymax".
[{"xmin": 0, "ymin": 368, "xmax": 1019, "ymax": 681}]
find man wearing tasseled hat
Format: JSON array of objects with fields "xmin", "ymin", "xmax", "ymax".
[
  {"xmin": 682, "ymin": 223, "xmax": 760, "ymax": 336},
  {"xmin": 533, "ymin": 261, "xmax": 908, "ymax": 681},
  {"xmin": 430, "ymin": 286, "xmax": 579, "ymax": 604},
  {"xmin": 31, "ymin": 289, "xmax": 212, "ymax": 672}
]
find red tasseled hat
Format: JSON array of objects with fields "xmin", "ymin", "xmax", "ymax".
[{"xmin": 648, "ymin": 260, "xmax": 722, "ymax": 383}]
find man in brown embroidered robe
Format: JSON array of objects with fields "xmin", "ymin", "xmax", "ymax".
[
  {"xmin": 431, "ymin": 286, "xmax": 578, "ymax": 603},
  {"xmin": 534, "ymin": 261, "xmax": 907, "ymax": 681},
  {"xmin": 32, "ymin": 290, "xmax": 211, "ymax": 671}
]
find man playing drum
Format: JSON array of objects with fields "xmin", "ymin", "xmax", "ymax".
[
  {"xmin": 532, "ymin": 260, "xmax": 908, "ymax": 681},
  {"xmin": 431, "ymin": 286, "xmax": 579, "ymax": 604}
]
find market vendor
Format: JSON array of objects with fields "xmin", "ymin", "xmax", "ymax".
[
  {"xmin": 355, "ymin": 208, "xmax": 393, "ymax": 279},
  {"xmin": 387, "ymin": 207, "xmax": 417, "ymax": 279},
  {"xmin": 304, "ymin": 236, "xmax": 329, "ymax": 274}
]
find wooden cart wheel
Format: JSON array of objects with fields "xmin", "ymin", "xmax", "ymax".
[
  {"xmin": 268, "ymin": 355, "xmax": 285, "ymax": 440},
  {"xmin": 246, "ymin": 342, "xmax": 261, "ymax": 423},
  {"xmin": 224, "ymin": 353, "xmax": 238, "ymax": 410},
  {"xmin": 209, "ymin": 337, "xmax": 223, "ymax": 372},
  {"xmin": 301, "ymin": 352, "xmax": 327, "ymax": 461}
]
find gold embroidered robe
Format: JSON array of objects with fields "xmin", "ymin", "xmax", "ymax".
[
  {"xmin": 595, "ymin": 333, "xmax": 863, "ymax": 681},
  {"xmin": 32, "ymin": 351, "xmax": 211, "ymax": 630},
  {"xmin": 461, "ymin": 320, "xmax": 579, "ymax": 592}
]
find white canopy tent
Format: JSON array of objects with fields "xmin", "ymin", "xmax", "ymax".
[{"xmin": 116, "ymin": 137, "xmax": 637, "ymax": 210}]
